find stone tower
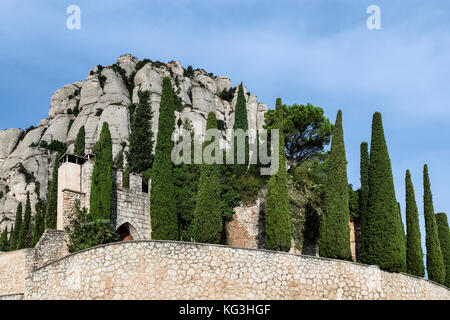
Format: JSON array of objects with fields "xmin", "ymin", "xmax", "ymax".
[{"xmin": 56, "ymin": 153, "xmax": 151, "ymax": 240}]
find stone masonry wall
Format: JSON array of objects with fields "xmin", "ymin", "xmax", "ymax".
[
  {"xmin": 112, "ymin": 171, "xmax": 151, "ymax": 239},
  {"xmin": 25, "ymin": 240, "xmax": 450, "ymax": 300},
  {"xmin": 226, "ymin": 188, "xmax": 266, "ymax": 249},
  {"xmin": 30, "ymin": 229, "xmax": 69, "ymax": 270},
  {"xmin": 0, "ymin": 249, "xmax": 29, "ymax": 296}
]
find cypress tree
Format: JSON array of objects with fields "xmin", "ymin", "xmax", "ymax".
[
  {"xmin": 150, "ymin": 77, "xmax": 178, "ymax": 240},
  {"xmin": 405, "ymin": 170, "xmax": 425, "ymax": 277},
  {"xmin": 45, "ymin": 146, "xmax": 67, "ymax": 229},
  {"xmin": 89, "ymin": 122, "xmax": 113, "ymax": 221},
  {"xmin": 126, "ymin": 90, "xmax": 154, "ymax": 174},
  {"xmin": 318, "ymin": 110, "xmax": 350, "ymax": 260},
  {"xmin": 11, "ymin": 203, "xmax": 22, "ymax": 250},
  {"xmin": 265, "ymin": 98, "xmax": 291, "ymax": 252},
  {"xmin": 74, "ymin": 125, "xmax": 86, "ymax": 156},
  {"xmin": 18, "ymin": 192, "xmax": 32, "ymax": 249},
  {"xmin": 0, "ymin": 226, "xmax": 8, "ymax": 251},
  {"xmin": 31, "ymin": 199, "xmax": 46, "ymax": 247},
  {"xmin": 8, "ymin": 225, "xmax": 14, "ymax": 251},
  {"xmin": 360, "ymin": 112, "xmax": 406, "ymax": 272},
  {"xmin": 174, "ymin": 118, "xmax": 200, "ymax": 241},
  {"xmin": 423, "ymin": 164, "xmax": 445, "ymax": 284},
  {"xmin": 435, "ymin": 213, "xmax": 450, "ymax": 287},
  {"xmin": 192, "ymin": 112, "xmax": 222, "ymax": 243},
  {"xmin": 233, "ymin": 84, "xmax": 249, "ymax": 175},
  {"xmin": 359, "ymin": 142, "xmax": 369, "ymax": 260}
]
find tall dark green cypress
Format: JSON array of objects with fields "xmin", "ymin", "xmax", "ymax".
[
  {"xmin": 89, "ymin": 122, "xmax": 113, "ymax": 221},
  {"xmin": 126, "ymin": 90, "xmax": 154, "ymax": 174},
  {"xmin": 360, "ymin": 112, "xmax": 406, "ymax": 272},
  {"xmin": 74, "ymin": 125, "xmax": 86, "ymax": 156},
  {"xmin": 18, "ymin": 192, "xmax": 32, "ymax": 249},
  {"xmin": 423, "ymin": 164, "xmax": 445, "ymax": 284},
  {"xmin": 233, "ymin": 84, "xmax": 249, "ymax": 175},
  {"xmin": 31, "ymin": 199, "xmax": 46, "ymax": 247},
  {"xmin": 45, "ymin": 147, "xmax": 67, "ymax": 229},
  {"xmin": 318, "ymin": 110, "xmax": 350, "ymax": 260},
  {"xmin": 359, "ymin": 142, "xmax": 369, "ymax": 260},
  {"xmin": 8, "ymin": 226, "xmax": 14, "ymax": 251},
  {"xmin": 150, "ymin": 77, "xmax": 178, "ymax": 240},
  {"xmin": 405, "ymin": 170, "xmax": 425, "ymax": 277},
  {"xmin": 435, "ymin": 213, "xmax": 450, "ymax": 287},
  {"xmin": 192, "ymin": 112, "xmax": 222, "ymax": 243},
  {"xmin": 11, "ymin": 202, "xmax": 22, "ymax": 250},
  {"xmin": 0, "ymin": 226, "xmax": 8, "ymax": 251},
  {"xmin": 265, "ymin": 98, "xmax": 291, "ymax": 252}
]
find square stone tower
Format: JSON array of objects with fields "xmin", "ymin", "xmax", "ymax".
[{"xmin": 56, "ymin": 153, "xmax": 151, "ymax": 240}]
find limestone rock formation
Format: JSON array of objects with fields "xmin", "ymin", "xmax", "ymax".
[{"xmin": 0, "ymin": 54, "xmax": 268, "ymax": 233}]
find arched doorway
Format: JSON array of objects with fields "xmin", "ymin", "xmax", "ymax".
[{"xmin": 116, "ymin": 222, "xmax": 139, "ymax": 241}]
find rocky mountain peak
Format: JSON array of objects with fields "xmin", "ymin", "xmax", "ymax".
[{"xmin": 0, "ymin": 55, "xmax": 268, "ymax": 233}]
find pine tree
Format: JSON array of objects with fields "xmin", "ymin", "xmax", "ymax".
[
  {"xmin": 11, "ymin": 202, "xmax": 22, "ymax": 250},
  {"xmin": 360, "ymin": 112, "xmax": 406, "ymax": 272},
  {"xmin": 150, "ymin": 77, "xmax": 178, "ymax": 240},
  {"xmin": 192, "ymin": 112, "xmax": 223, "ymax": 243},
  {"xmin": 0, "ymin": 226, "xmax": 8, "ymax": 251},
  {"xmin": 74, "ymin": 125, "xmax": 86, "ymax": 156},
  {"xmin": 318, "ymin": 110, "xmax": 350, "ymax": 260},
  {"xmin": 423, "ymin": 164, "xmax": 445, "ymax": 284},
  {"xmin": 126, "ymin": 90, "xmax": 154, "ymax": 174},
  {"xmin": 31, "ymin": 199, "xmax": 46, "ymax": 247},
  {"xmin": 405, "ymin": 170, "xmax": 425, "ymax": 277},
  {"xmin": 89, "ymin": 122, "xmax": 113, "ymax": 221},
  {"xmin": 265, "ymin": 98, "xmax": 292, "ymax": 252},
  {"xmin": 18, "ymin": 192, "xmax": 32, "ymax": 249},
  {"xmin": 233, "ymin": 84, "xmax": 249, "ymax": 176},
  {"xmin": 435, "ymin": 212, "xmax": 450, "ymax": 287}
]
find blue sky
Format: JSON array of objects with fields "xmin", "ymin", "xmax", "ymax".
[{"xmin": 1, "ymin": 1, "xmax": 449, "ymax": 261}]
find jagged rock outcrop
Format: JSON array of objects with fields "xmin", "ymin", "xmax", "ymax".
[{"xmin": 0, "ymin": 54, "xmax": 268, "ymax": 233}]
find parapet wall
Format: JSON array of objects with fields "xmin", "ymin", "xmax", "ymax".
[{"xmin": 25, "ymin": 240, "xmax": 450, "ymax": 300}]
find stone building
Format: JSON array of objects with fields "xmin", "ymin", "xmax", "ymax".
[{"xmin": 57, "ymin": 153, "xmax": 151, "ymax": 240}]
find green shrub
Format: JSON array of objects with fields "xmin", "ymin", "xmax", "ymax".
[
  {"xmin": 65, "ymin": 201, "xmax": 119, "ymax": 253},
  {"xmin": 18, "ymin": 163, "xmax": 35, "ymax": 184},
  {"xmin": 184, "ymin": 66, "xmax": 194, "ymax": 78},
  {"xmin": 74, "ymin": 126, "xmax": 86, "ymax": 156},
  {"xmin": 218, "ymin": 87, "xmax": 235, "ymax": 102}
]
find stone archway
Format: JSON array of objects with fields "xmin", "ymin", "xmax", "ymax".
[{"xmin": 116, "ymin": 222, "xmax": 140, "ymax": 241}]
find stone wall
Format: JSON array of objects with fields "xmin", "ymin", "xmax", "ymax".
[
  {"xmin": 30, "ymin": 229, "xmax": 69, "ymax": 270},
  {"xmin": 112, "ymin": 171, "xmax": 151, "ymax": 240},
  {"xmin": 0, "ymin": 249, "xmax": 29, "ymax": 296},
  {"xmin": 226, "ymin": 188, "xmax": 266, "ymax": 249},
  {"xmin": 25, "ymin": 240, "xmax": 450, "ymax": 300}
]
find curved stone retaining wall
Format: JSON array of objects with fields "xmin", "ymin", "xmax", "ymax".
[{"xmin": 26, "ymin": 241, "xmax": 450, "ymax": 300}]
